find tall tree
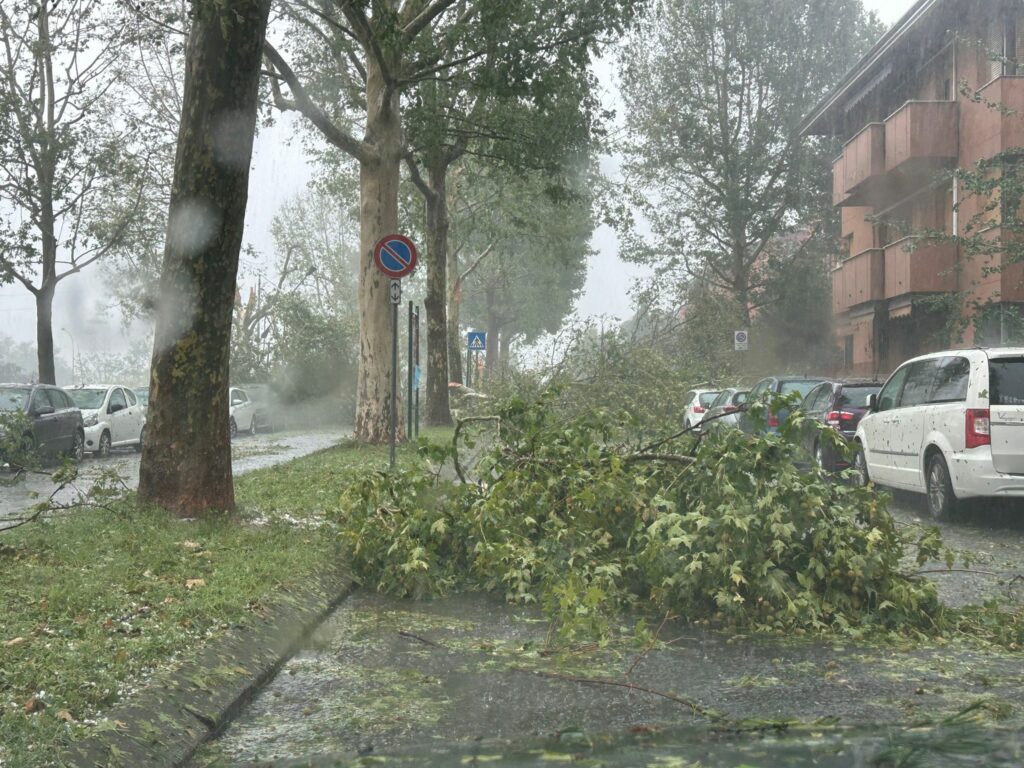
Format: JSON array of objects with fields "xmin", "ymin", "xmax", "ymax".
[
  {"xmin": 137, "ymin": 0, "xmax": 273, "ymax": 516},
  {"xmin": 0, "ymin": 0, "xmax": 146, "ymax": 383},
  {"xmin": 263, "ymin": 0, "xmax": 636, "ymax": 441},
  {"xmin": 618, "ymin": 0, "xmax": 881, "ymax": 323}
]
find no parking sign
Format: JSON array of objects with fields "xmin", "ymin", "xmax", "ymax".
[{"xmin": 734, "ymin": 330, "xmax": 749, "ymax": 351}]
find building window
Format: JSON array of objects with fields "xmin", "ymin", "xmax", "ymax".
[{"xmin": 844, "ymin": 335, "xmax": 855, "ymax": 369}]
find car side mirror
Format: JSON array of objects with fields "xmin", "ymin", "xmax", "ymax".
[
  {"xmin": 866, "ymin": 394, "xmax": 877, "ymax": 411},
  {"xmin": 34, "ymin": 405, "xmax": 55, "ymax": 416}
]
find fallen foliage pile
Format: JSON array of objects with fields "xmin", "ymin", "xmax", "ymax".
[{"xmin": 336, "ymin": 394, "xmax": 962, "ymax": 640}]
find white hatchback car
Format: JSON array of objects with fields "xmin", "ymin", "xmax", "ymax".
[
  {"xmin": 854, "ymin": 348, "xmax": 1024, "ymax": 518},
  {"xmin": 683, "ymin": 389, "xmax": 721, "ymax": 431},
  {"xmin": 229, "ymin": 387, "xmax": 257, "ymax": 438},
  {"xmin": 65, "ymin": 385, "xmax": 146, "ymax": 457}
]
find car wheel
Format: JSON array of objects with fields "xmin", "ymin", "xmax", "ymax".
[
  {"xmin": 96, "ymin": 431, "xmax": 111, "ymax": 458},
  {"xmin": 926, "ymin": 452, "xmax": 958, "ymax": 521},
  {"xmin": 852, "ymin": 444, "xmax": 869, "ymax": 487},
  {"xmin": 229, "ymin": 417, "xmax": 238, "ymax": 440},
  {"xmin": 814, "ymin": 440, "xmax": 833, "ymax": 473},
  {"xmin": 249, "ymin": 416, "xmax": 258, "ymax": 436},
  {"xmin": 134, "ymin": 426, "xmax": 145, "ymax": 453},
  {"xmin": 71, "ymin": 430, "xmax": 85, "ymax": 463}
]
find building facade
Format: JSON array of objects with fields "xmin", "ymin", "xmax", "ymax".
[{"xmin": 802, "ymin": 0, "xmax": 1024, "ymax": 376}]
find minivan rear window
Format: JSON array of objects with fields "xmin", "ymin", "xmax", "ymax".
[
  {"xmin": 990, "ymin": 358, "xmax": 1024, "ymax": 405},
  {"xmin": 699, "ymin": 392, "xmax": 719, "ymax": 407},
  {"xmin": 838, "ymin": 386, "xmax": 881, "ymax": 409}
]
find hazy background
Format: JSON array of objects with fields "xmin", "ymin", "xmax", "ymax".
[{"xmin": 0, "ymin": 0, "xmax": 912, "ymax": 363}]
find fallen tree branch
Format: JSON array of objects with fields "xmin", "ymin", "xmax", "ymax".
[
  {"xmin": 452, "ymin": 416, "xmax": 501, "ymax": 484},
  {"xmin": 520, "ymin": 668, "xmax": 717, "ymax": 719}
]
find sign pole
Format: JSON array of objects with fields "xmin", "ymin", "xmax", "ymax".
[
  {"xmin": 414, "ymin": 306, "xmax": 420, "ymax": 438},
  {"xmin": 407, "ymin": 301, "xmax": 414, "ymax": 435},
  {"xmin": 390, "ymin": 287, "xmax": 399, "ymax": 468}
]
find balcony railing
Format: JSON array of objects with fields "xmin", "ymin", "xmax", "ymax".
[
  {"xmin": 838, "ymin": 123, "xmax": 885, "ymax": 204},
  {"xmin": 884, "ymin": 101, "xmax": 958, "ymax": 175},
  {"xmin": 832, "ymin": 248, "xmax": 884, "ymax": 312},
  {"xmin": 883, "ymin": 237, "xmax": 957, "ymax": 299}
]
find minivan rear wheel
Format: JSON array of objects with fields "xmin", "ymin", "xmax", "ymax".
[
  {"xmin": 852, "ymin": 444, "xmax": 869, "ymax": 487},
  {"xmin": 925, "ymin": 453, "xmax": 958, "ymax": 521}
]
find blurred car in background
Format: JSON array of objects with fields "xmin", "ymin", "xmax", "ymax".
[
  {"xmin": 740, "ymin": 375, "xmax": 827, "ymax": 434},
  {"xmin": 683, "ymin": 388, "xmax": 721, "ymax": 430},
  {"xmin": 699, "ymin": 388, "xmax": 748, "ymax": 433},
  {"xmin": 66, "ymin": 385, "xmax": 146, "ymax": 456},
  {"xmin": 798, "ymin": 379, "xmax": 882, "ymax": 471},
  {"xmin": 134, "ymin": 386, "xmax": 149, "ymax": 408},
  {"xmin": 1, "ymin": 383, "xmax": 84, "ymax": 462},
  {"xmin": 238, "ymin": 383, "xmax": 277, "ymax": 433},
  {"xmin": 229, "ymin": 386, "xmax": 257, "ymax": 438}
]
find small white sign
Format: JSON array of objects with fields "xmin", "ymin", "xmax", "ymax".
[
  {"xmin": 389, "ymin": 279, "xmax": 401, "ymax": 305},
  {"xmin": 734, "ymin": 329, "xmax": 749, "ymax": 351}
]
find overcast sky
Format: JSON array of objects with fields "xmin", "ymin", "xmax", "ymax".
[{"xmin": 0, "ymin": 0, "xmax": 914, "ymax": 362}]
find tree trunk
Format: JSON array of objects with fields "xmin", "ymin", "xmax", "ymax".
[
  {"xmin": 448, "ymin": 248, "xmax": 463, "ymax": 385},
  {"xmin": 485, "ymin": 288, "xmax": 499, "ymax": 380},
  {"xmin": 423, "ymin": 161, "xmax": 451, "ymax": 425},
  {"xmin": 137, "ymin": 0, "xmax": 271, "ymax": 517},
  {"xmin": 499, "ymin": 331, "xmax": 511, "ymax": 380},
  {"xmin": 354, "ymin": 53, "xmax": 404, "ymax": 443},
  {"xmin": 35, "ymin": 282, "xmax": 55, "ymax": 384}
]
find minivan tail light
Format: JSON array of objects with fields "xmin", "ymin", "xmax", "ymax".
[
  {"xmin": 724, "ymin": 405, "xmax": 739, "ymax": 413},
  {"xmin": 693, "ymin": 405, "xmax": 705, "ymax": 414},
  {"xmin": 966, "ymin": 408, "xmax": 991, "ymax": 449},
  {"xmin": 826, "ymin": 410, "xmax": 856, "ymax": 428}
]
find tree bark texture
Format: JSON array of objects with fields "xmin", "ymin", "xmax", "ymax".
[
  {"xmin": 499, "ymin": 331, "xmax": 511, "ymax": 380},
  {"xmin": 35, "ymin": 282, "xmax": 55, "ymax": 384},
  {"xmin": 423, "ymin": 163, "xmax": 451, "ymax": 425},
  {"xmin": 354, "ymin": 53, "xmax": 404, "ymax": 443},
  {"xmin": 448, "ymin": 246, "xmax": 463, "ymax": 385},
  {"xmin": 137, "ymin": 0, "xmax": 271, "ymax": 516}
]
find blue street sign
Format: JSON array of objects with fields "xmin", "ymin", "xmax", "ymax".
[{"xmin": 467, "ymin": 331, "xmax": 486, "ymax": 351}]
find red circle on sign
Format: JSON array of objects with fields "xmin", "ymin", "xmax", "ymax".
[{"xmin": 373, "ymin": 234, "xmax": 418, "ymax": 278}]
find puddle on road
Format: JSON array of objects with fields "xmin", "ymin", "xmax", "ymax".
[{"xmin": 193, "ymin": 593, "xmax": 1024, "ymax": 766}]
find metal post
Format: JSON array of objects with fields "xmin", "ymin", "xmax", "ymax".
[
  {"xmin": 414, "ymin": 306, "xmax": 421, "ymax": 438},
  {"xmin": 390, "ymin": 298, "xmax": 398, "ymax": 469},
  {"xmin": 407, "ymin": 301, "xmax": 414, "ymax": 434},
  {"xmin": 466, "ymin": 345, "xmax": 472, "ymax": 388}
]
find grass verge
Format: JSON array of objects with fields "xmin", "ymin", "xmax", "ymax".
[{"xmin": 0, "ymin": 431, "xmax": 448, "ymax": 767}]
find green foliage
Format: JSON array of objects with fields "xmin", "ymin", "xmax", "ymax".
[{"xmin": 329, "ymin": 393, "xmax": 960, "ymax": 642}]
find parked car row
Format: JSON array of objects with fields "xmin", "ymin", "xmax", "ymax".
[
  {"xmin": 688, "ymin": 345, "xmax": 1024, "ymax": 520},
  {"xmin": 1, "ymin": 382, "xmax": 270, "ymax": 467}
]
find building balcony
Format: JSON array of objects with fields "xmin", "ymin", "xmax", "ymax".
[
  {"xmin": 964, "ymin": 77, "xmax": 1024, "ymax": 167},
  {"xmin": 884, "ymin": 100, "xmax": 958, "ymax": 176},
  {"xmin": 883, "ymin": 237, "xmax": 957, "ymax": 299},
  {"xmin": 834, "ymin": 123, "xmax": 885, "ymax": 206},
  {"xmin": 832, "ymin": 248, "xmax": 884, "ymax": 313},
  {"xmin": 832, "ymin": 155, "xmax": 849, "ymax": 206}
]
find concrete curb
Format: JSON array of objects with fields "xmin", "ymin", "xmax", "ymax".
[{"xmin": 64, "ymin": 568, "xmax": 354, "ymax": 768}]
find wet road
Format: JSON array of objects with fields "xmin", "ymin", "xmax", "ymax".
[
  {"xmin": 888, "ymin": 492, "xmax": 1024, "ymax": 607},
  {"xmin": 0, "ymin": 427, "xmax": 350, "ymax": 523}
]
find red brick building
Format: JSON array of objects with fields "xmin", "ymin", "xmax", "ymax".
[{"xmin": 802, "ymin": 0, "xmax": 1024, "ymax": 376}]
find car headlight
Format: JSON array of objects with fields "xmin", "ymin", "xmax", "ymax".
[{"xmin": 83, "ymin": 414, "xmax": 99, "ymax": 427}]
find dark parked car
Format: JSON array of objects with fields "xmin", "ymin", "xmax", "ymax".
[
  {"xmin": 0, "ymin": 384, "xmax": 85, "ymax": 463},
  {"xmin": 799, "ymin": 380, "xmax": 883, "ymax": 471},
  {"xmin": 740, "ymin": 375, "xmax": 828, "ymax": 434},
  {"xmin": 699, "ymin": 388, "xmax": 748, "ymax": 432}
]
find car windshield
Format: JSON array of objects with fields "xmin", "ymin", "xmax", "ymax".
[
  {"xmin": 67, "ymin": 388, "xmax": 107, "ymax": 410},
  {"xmin": 838, "ymin": 385, "xmax": 881, "ymax": 409},
  {"xmin": 698, "ymin": 392, "xmax": 719, "ymax": 407},
  {"xmin": 135, "ymin": 388, "xmax": 149, "ymax": 405},
  {"xmin": 0, "ymin": 387, "xmax": 29, "ymax": 412},
  {"xmin": 779, "ymin": 380, "xmax": 821, "ymax": 399},
  {"xmin": 990, "ymin": 359, "xmax": 1024, "ymax": 406}
]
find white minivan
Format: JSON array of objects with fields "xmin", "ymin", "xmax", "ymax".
[
  {"xmin": 854, "ymin": 348, "xmax": 1024, "ymax": 518},
  {"xmin": 66, "ymin": 385, "xmax": 146, "ymax": 456}
]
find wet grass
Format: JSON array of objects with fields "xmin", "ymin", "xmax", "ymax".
[{"xmin": 0, "ymin": 430, "xmax": 452, "ymax": 768}]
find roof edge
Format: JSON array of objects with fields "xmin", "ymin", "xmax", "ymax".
[{"xmin": 800, "ymin": 0, "xmax": 945, "ymax": 136}]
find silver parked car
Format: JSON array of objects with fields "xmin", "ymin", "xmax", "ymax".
[{"xmin": 699, "ymin": 388, "xmax": 748, "ymax": 433}]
